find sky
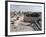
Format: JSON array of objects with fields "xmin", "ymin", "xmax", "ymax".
[{"xmin": 10, "ymin": 4, "xmax": 42, "ymax": 12}]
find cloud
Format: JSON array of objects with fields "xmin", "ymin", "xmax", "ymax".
[{"xmin": 10, "ymin": 4, "xmax": 42, "ymax": 12}]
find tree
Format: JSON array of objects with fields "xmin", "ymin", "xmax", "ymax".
[{"xmin": 31, "ymin": 12, "xmax": 40, "ymax": 17}]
